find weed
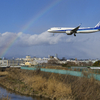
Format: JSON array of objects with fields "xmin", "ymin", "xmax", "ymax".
[{"xmin": 1, "ymin": 68, "xmax": 100, "ymax": 100}]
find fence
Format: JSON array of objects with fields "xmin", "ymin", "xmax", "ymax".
[{"xmin": 21, "ymin": 67, "xmax": 100, "ymax": 81}]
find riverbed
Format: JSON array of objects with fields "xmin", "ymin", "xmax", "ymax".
[{"xmin": 0, "ymin": 86, "xmax": 50, "ymax": 100}]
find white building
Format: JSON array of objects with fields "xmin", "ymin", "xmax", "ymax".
[{"xmin": 0, "ymin": 60, "xmax": 8, "ymax": 66}]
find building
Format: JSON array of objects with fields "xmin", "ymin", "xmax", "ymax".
[
  {"xmin": 25, "ymin": 62, "xmax": 31, "ymax": 66},
  {"xmin": 0, "ymin": 60, "xmax": 8, "ymax": 66},
  {"xmin": 8, "ymin": 60, "xmax": 24, "ymax": 66},
  {"xmin": 25, "ymin": 60, "xmax": 38, "ymax": 66}
]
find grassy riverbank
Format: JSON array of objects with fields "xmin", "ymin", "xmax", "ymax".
[
  {"xmin": 0, "ymin": 68, "xmax": 100, "ymax": 100},
  {"xmin": 0, "ymin": 96, "xmax": 10, "ymax": 100}
]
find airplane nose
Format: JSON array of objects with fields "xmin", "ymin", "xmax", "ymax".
[{"xmin": 47, "ymin": 29, "xmax": 51, "ymax": 32}]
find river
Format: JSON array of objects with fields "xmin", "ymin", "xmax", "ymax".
[{"xmin": 0, "ymin": 86, "xmax": 50, "ymax": 100}]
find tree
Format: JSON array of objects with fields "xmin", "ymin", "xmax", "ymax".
[
  {"xmin": 93, "ymin": 60, "xmax": 100, "ymax": 66},
  {"xmin": 48, "ymin": 59, "xmax": 58, "ymax": 64}
]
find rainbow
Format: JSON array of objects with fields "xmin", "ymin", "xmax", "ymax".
[
  {"xmin": 0, "ymin": 0, "xmax": 62, "ymax": 58},
  {"xmin": 0, "ymin": 32, "xmax": 23, "ymax": 58},
  {"xmin": 21, "ymin": 0, "xmax": 62, "ymax": 33}
]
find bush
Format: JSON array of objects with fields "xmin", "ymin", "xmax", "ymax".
[
  {"xmin": 93, "ymin": 60, "xmax": 100, "ymax": 66},
  {"xmin": 62, "ymin": 64, "xmax": 70, "ymax": 67}
]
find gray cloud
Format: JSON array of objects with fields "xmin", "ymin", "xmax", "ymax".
[
  {"xmin": 0, "ymin": 32, "xmax": 17, "ymax": 47},
  {"xmin": 0, "ymin": 31, "xmax": 65, "ymax": 47},
  {"xmin": 64, "ymin": 32, "xmax": 100, "ymax": 58},
  {"xmin": 0, "ymin": 31, "xmax": 100, "ymax": 59},
  {"xmin": 17, "ymin": 31, "xmax": 65, "ymax": 46}
]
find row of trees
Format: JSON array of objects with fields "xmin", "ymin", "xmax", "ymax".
[{"xmin": 47, "ymin": 59, "xmax": 93, "ymax": 67}]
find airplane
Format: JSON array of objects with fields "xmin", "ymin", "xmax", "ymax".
[{"xmin": 47, "ymin": 21, "xmax": 100, "ymax": 36}]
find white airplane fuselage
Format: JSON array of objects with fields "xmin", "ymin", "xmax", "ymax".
[
  {"xmin": 48, "ymin": 22, "xmax": 100, "ymax": 36},
  {"xmin": 48, "ymin": 27, "xmax": 99, "ymax": 33}
]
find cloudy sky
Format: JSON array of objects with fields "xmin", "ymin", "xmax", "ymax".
[{"xmin": 0, "ymin": 0, "xmax": 100, "ymax": 59}]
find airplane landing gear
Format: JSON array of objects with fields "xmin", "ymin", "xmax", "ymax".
[{"xmin": 74, "ymin": 33, "xmax": 76, "ymax": 36}]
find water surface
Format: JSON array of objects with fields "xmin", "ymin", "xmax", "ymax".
[{"xmin": 0, "ymin": 86, "xmax": 49, "ymax": 100}]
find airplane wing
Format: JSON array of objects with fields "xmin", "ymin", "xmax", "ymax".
[{"xmin": 70, "ymin": 24, "xmax": 81, "ymax": 36}]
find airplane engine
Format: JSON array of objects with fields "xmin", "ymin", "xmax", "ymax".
[{"xmin": 66, "ymin": 31, "xmax": 72, "ymax": 35}]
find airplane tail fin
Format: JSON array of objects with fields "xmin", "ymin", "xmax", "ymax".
[{"xmin": 95, "ymin": 21, "xmax": 100, "ymax": 29}]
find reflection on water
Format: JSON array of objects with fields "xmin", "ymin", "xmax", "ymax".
[{"xmin": 0, "ymin": 86, "xmax": 49, "ymax": 100}]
